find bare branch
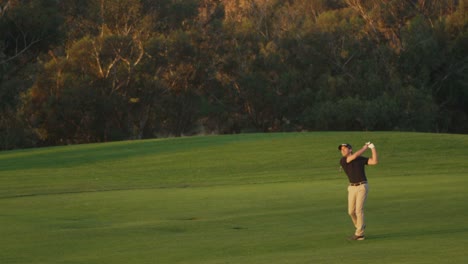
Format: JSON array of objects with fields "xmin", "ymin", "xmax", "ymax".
[
  {"xmin": 0, "ymin": 0, "xmax": 11, "ymax": 18},
  {"xmin": 91, "ymin": 40, "xmax": 105, "ymax": 78},
  {"xmin": 0, "ymin": 38, "xmax": 41, "ymax": 65}
]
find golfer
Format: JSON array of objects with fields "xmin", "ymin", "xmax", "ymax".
[{"xmin": 338, "ymin": 142, "xmax": 378, "ymax": 240}]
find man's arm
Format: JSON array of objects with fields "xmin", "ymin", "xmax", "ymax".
[
  {"xmin": 346, "ymin": 144, "xmax": 369, "ymax": 163},
  {"xmin": 367, "ymin": 144, "xmax": 378, "ymax": 165}
]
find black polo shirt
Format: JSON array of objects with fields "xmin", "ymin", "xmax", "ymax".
[{"xmin": 340, "ymin": 156, "xmax": 369, "ymax": 183}]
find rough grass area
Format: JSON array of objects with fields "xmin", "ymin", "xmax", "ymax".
[{"xmin": 1, "ymin": 132, "xmax": 467, "ymax": 263}]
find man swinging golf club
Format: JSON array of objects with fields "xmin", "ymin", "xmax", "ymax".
[{"xmin": 338, "ymin": 142, "xmax": 378, "ymax": 240}]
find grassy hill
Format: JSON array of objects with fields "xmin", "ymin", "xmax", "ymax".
[{"xmin": 1, "ymin": 132, "xmax": 467, "ymax": 263}]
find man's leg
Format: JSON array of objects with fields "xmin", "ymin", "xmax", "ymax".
[
  {"xmin": 354, "ymin": 184, "xmax": 369, "ymax": 236},
  {"xmin": 347, "ymin": 186, "xmax": 358, "ymax": 228}
]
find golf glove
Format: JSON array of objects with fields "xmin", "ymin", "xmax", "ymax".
[{"xmin": 368, "ymin": 143, "xmax": 375, "ymax": 149}]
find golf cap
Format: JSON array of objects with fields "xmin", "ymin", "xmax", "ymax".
[{"xmin": 338, "ymin": 143, "xmax": 352, "ymax": 150}]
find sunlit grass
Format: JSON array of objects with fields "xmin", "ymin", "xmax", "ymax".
[{"xmin": 1, "ymin": 132, "xmax": 467, "ymax": 263}]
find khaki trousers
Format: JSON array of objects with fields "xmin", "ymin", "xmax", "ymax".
[{"xmin": 347, "ymin": 183, "xmax": 368, "ymax": 236}]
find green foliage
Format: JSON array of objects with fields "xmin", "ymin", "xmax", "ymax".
[
  {"xmin": 1, "ymin": 0, "xmax": 468, "ymax": 149},
  {"xmin": 363, "ymin": 94, "xmax": 400, "ymax": 130},
  {"xmin": 0, "ymin": 0, "xmax": 63, "ymax": 57}
]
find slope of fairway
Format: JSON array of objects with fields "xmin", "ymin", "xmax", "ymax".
[{"xmin": 1, "ymin": 132, "xmax": 467, "ymax": 264}]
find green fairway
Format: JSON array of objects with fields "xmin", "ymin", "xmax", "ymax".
[{"xmin": 1, "ymin": 132, "xmax": 467, "ymax": 263}]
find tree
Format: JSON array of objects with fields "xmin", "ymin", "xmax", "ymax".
[
  {"xmin": 3, "ymin": 0, "xmax": 468, "ymax": 149},
  {"xmin": 0, "ymin": 0, "xmax": 63, "ymax": 149},
  {"xmin": 0, "ymin": 0, "xmax": 62, "ymax": 66},
  {"xmin": 23, "ymin": 0, "xmax": 156, "ymax": 144}
]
